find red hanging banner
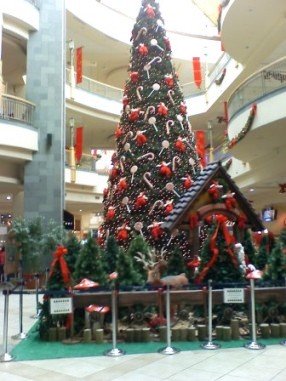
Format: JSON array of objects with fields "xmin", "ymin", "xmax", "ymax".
[
  {"xmin": 76, "ymin": 47, "xmax": 83, "ymax": 84},
  {"xmin": 192, "ymin": 57, "xmax": 202, "ymax": 89},
  {"xmin": 75, "ymin": 126, "xmax": 83, "ymax": 163},
  {"xmin": 195, "ymin": 130, "xmax": 206, "ymax": 168}
]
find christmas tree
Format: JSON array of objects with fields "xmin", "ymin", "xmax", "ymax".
[
  {"xmin": 99, "ymin": 0, "xmax": 200, "ymax": 256},
  {"xmin": 104, "ymin": 235, "xmax": 120, "ymax": 274},
  {"xmin": 74, "ymin": 236, "xmax": 107, "ymax": 285},
  {"xmin": 265, "ymin": 229, "xmax": 286, "ymax": 283},
  {"xmin": 64, "ymin": 232, "xmax": 81, "ymax": 275},
  {"xmin": 116, "ymin": 248, "xmax": 142, "ymax": 287},
  {"xmin": 126, "ymin": 235, "xmax": 150, "ymax": 284}
]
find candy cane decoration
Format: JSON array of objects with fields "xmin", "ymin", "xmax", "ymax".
[
  {"xmin": 172, "ymin": 156, "xmax": 181, "ymax": 171},
  {"xmin": 122, "ymin": 131, "xmax": 134, "ymax": 144},
  {"xmin": 137, "ymin": 152, "xmax": 155, "ymax": 162},
  {"xmin": 143, "ymin": 172, "xmax": 154, "ymax": 189},
  {"xmin": 135, "ymin": 27, "xmax": 147, "ymax": 40},
  {"xmin": 149, "ymin": 200, "xmax": 164, "ymax": 215},
  {"xmin": 144, "ymin": 105, "xmax": 156, "ymax": 120},
  {"xmin": 136, "ymin": 86, "xmax": 143, "ymax": 101},
  {"xmin": 147, "ymin": 56, "xmax": 162, "ymax": 67},
  {"xmin": 168, "ymin": 89, "xmax": 175, "ymax": 105},
  {"xmin": 166, "ymin": 119, "xmax": 174, "ymax": 135}
]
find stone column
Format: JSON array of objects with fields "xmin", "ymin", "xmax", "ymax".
[{"xmin": 24, "ymin": 0, "xmax": 66, "ymax": 242}]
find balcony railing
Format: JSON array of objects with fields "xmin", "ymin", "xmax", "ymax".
[
  {"xmin": 228, "ymin": 56, "xmax": 286, "ymax": 120},
  {"xmin": 66, "ymin": 68, "xmax": 124, "ymax": 102},
  {"xmin": 0, "ymin": 94, "xmax": 35, "ymax": 126}
]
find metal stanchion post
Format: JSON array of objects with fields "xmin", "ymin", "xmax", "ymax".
[
  {"xmin": 30, "ymin": 273, "xmax": 40, "ymax": 319},
  {"xmin": 104, "ymin": 288, "xmax": 125, "ymax": 357},
  {"xmin": 281, "ymin": 277, "xmax": 286, "ymax": 345},
  {"xmin": 158, "ymin": 285, "xmax": 180, "ymax": 355},
  {"xmin": 1, "ymin": 287, "xmax": 13, "ymax": 362},
  {"xmin": 44, "ymin": 268, "xmax": 49, "ymax": 289},
  {"xmin": 202, "ymin": 280, "xmax": 220, "ymax": 350},
  {"xmin": 244, "ymin": 278, "xmax": 265, "ymax": 350},
  {"xmin": 12, "ymin": 279, "xmax": 27, "ymax": 340}
]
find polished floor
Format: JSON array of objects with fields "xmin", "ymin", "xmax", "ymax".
[{"xmin": 1, "ymin": 290, "xmax": 286, "ymax": 381}]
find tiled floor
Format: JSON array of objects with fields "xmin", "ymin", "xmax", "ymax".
[{"xmin": 1, "ymin": 289, "xmax": 286, "ymax": 381}]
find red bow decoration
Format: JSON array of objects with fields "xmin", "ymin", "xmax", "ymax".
[
  {"xmin": 135, "ymin": 193, "xmax": 148, "ymax": 208},
  {"xmin": 179, "ymin": 102, "xmax": 187, "ymax": 115},
  {"xmin": 159, "ymin": 163, "xmax": 172, "ymax": 177},
  {"xmin": 117, "ymin": 178, "xmax": 128, "ymax": 192},
  {"xmin": 138, "ymin": 43, "xmax": 148, "ymax": 56},
  {"xmin": 150, "ymin": 225, "xmax": 163, "ymax": 240},
  {"xmin": 175, "ymin": 139, "xmax": 186, "ymax": 152},
  {"xmin": 165, "ymin": 201, "xmax": 174, "ymax": 215},
  {"xmin": 145, "ymin": 4, "xmax": 155, "ymax": 18},
  {"xmin": 49, "ymin": 245, "xmax": 70, "ymax": 284},
  {"xmin": 157, "ymin": 102, "xmax": 168, "ymax": 117},
  {"xmin": 130, "ymin": 71, "xmax": 139, "ymax": 83},
  {"xmin": 164, "ymin": 75, "xmax": 174, "ymax": 88},
  {"xmin": 117, "ymin": 224, "xmax": 130, "ymax": 241},
  {"xmin": 115, "ymin": 125, "xmax": 123, "ymax": 139},
  {"xmin": 106, "ymin": 207, "xmax": 115, "ymax": 221},
  {"xmin": 136, "ymin": 133, "xmax": 147, "ymax": 146},
  {"xmin": 129, "ymin": 108, "xmax": 140, "ymax": 122}
]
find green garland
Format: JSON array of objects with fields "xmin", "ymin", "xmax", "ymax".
[{"xmin": 227, "ymin": 104, "xmax": 257, "ymax": 149}]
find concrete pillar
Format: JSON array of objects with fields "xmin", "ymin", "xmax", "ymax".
[{"xmin": 24, "ymin": 0, "xmax": 66, "ymax": 231}]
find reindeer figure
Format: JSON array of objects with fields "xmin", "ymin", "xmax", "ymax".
[{"xmin": 135, "ymin": 248, "xmax": 189, "ymax": 289}]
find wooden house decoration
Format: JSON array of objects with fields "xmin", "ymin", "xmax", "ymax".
[{"xmin": 163, "ymin": 161, "xmax": 264, "ymax": 283}]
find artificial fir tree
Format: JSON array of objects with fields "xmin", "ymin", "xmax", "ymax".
[
  {"xmin": 264, "ymin": 228, "xmax": 286, "ymax": 283},
  {"xmin": 126, "ymin": 235, "xmax": 150, "ymax": 284},
  {"xmin": 255, "ymin": 235, "xmax": 270, "ymax": 271},
  {"xmin": 99, "ymin": 0, "xmax": 200, "ymax": 256},
  {"xmin": 39, "ymin": 245, "xmax": 70, "ymax": 339},
  {"xmin": 166, "ymin": 246, "xmax": 188, "ymax": 276},
  {"xmin": 116, "ymin": 248, "xmax": 142, "ymax": 287},
  {"xmin": 104, "ymin": 235, "xmax": 120, "ymax": 274},
  {"xmin": 241, "ymin": 229, "xmax": 256, "ymax": 266},
  {"xmin": 64, "ymin": 232, "xmax": 81, "ymax": 275},
  {"xmin": 74, "ymin": 236, "xmax": 107, "ymax": 285}
]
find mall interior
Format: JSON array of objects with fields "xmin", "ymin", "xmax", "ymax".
[{"xmin": 1, "ymin": 0, "xmax": 286, "ymax": 379}]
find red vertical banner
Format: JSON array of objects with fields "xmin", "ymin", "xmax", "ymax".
[
  {"xmin": 195, "ymin": 130, "xmax": 206, "ymax": 168},
  {"xmin": 192, "ymin": 57, "xmax": 202, "ymax": 89},
  {"xmin": 76, "ymin": 47, "xmax": 83, "ymax": 84},
  {"xmin": 75, "ymin": 127, "xmax": 83, "ymax": 163}
]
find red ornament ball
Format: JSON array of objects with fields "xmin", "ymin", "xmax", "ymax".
[
  {"xmin": 136, "ymin": 133, "xmax": 147, "ymax": 146},
  {"xmin": 117, "ymin": 229, "xmax": 129, "ymax": 241},
  {"xmin": 160, "ymin": 165, "xmax": 172, "ymax": 177}
]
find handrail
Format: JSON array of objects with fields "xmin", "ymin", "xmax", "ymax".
[
  {"xmin": 228, "ymin": 56, "xmax": 286, "ymax": 120},
  {"xmin": 0, "ymin": 94, "xmax": 35, "ymax": 126}
]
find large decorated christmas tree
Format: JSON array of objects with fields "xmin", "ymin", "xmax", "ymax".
[{"xmin": 99, "ymin": 0, "xmax": 200, "ymax": 256}]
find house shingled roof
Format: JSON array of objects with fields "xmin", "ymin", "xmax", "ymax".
[{"xmin": 163, "ymin": 161, "xmax": 265, "ymax": 232}]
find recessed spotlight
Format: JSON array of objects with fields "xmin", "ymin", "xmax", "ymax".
[
  {"xmin": 79, "ymin": 209, "xmax": 82, "ymax": 212},
  {"xmin": 6, "ymin": 195, "xmax": 12, "ymax": 200},
  {"xmin": 249, "ymin": 188, "xmax": 254, "ymax": 192}
]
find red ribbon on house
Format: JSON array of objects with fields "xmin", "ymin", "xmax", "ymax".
[
  {"xmin": 76, "ymin": 46, "xmax": 83, "ymax": 84},
  {"xmin": 196, "ymin": 214, "xmax": 237, "ymax": 283},
  {"xmin": 49, "ymin": 245, "xmax": 70, "ymax": 284}
]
